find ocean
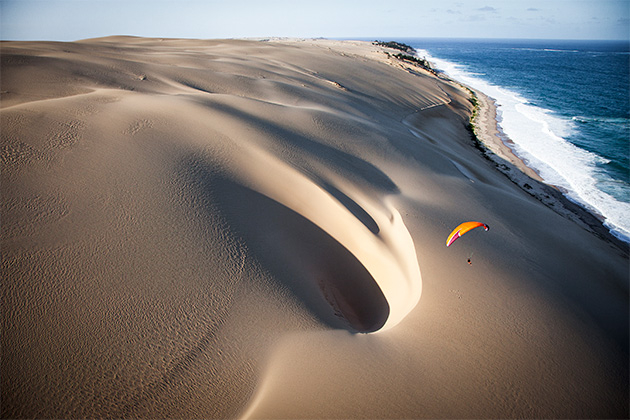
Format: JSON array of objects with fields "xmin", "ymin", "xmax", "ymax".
[{"xmin": 399, "ymin": 38, "xmax": 630, "ymax": 242}]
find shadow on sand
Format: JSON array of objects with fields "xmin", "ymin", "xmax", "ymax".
[{"xmin": 181, "ymin": 156, "xmax": 390, "ymax": 333}]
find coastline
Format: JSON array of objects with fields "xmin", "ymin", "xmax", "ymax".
[
  {"xmin": 409, "ymin": 43, "xmax": 629, "ymax": 250},
  {"xmin": 2, "ymin": 37, "xmax": 628, "ymax": 419},
  {"xmin": 471, "ymin": 88, "xmax": 543, "ymax": 181},
  {"xmin": 469, "ymin": 87, "xmax": 629, "ymax": 253}
]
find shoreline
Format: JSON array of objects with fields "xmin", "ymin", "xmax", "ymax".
[
  {"xmin": 471, "ymin": 88, "xmax": 543, "ymax": 181},
  {"xmin": 471, "ymin": 88, "xmax": 629, "ymax": 253},
  {"xmin": 430, "ymin": 69, "xmax": 629, "ymax": 253},
  {"xmin": 404, "ymin": 42, "xmax": 628, "ymax": 251}
]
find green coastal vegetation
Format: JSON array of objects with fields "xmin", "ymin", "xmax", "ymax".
[
  {"xmin": 466, "ymin": 87, "xmax": 479, "ymax": 135},
  {"xmin": 373, "ymin": 40, "xmax": 414, "ymax": 52},
  {"xmin": 375, "ymin": 41, "xmax": 486, "ymax": 161},
  {"xmin": 374, "ymin": 40, "xmax": 437, "ymax": 75},
  {"xmin": 463, "ymin": 88, "xmax": 493, "ymax": 160},
  {"xmin": 391, "ymin": 53, "xmax": 433, "ymax": 70},
  {"xmin": 463, "ymin": 89, "xmax": 514, "ymax": 176}
]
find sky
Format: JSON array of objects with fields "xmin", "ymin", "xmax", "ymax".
[{"xmin": 1, "ymin": 0, "xmax": 629, "ymax": 41}]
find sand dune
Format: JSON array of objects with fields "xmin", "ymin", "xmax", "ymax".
[{"xmin": 1, "ymin": 37, "xmax": 628, "ymax": 419}]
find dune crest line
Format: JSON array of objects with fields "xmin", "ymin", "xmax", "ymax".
[{"xmin": 219, "ymin": 141, "xmax": 422, "ymax": 332}]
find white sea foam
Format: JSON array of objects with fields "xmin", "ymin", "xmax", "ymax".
[
  {"xmin": 418, "ymin": 50, "xmax": 630, "ymax": 242},
  {"xmin": 572, "ymin": 115, "xmax": 630, "ymax": 125}
]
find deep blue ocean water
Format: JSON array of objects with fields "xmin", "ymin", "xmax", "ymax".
[{"xmin": 398, "ymin": 38, "xmax": 629, "ymax": 242}]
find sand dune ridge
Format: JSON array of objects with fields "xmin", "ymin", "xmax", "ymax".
[{"xmin": 2, "ymin": 37, "xmax": 627, "ymax": 419}]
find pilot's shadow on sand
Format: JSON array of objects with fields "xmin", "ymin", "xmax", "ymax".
[{"xmin": 182, "ymin": 156, "xmax": 389, "ymax": 333}]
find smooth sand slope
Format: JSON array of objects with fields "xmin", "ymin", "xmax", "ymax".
[{"xmin": 1, "ymin": 37, "xmax": 628, "ymax": 419}]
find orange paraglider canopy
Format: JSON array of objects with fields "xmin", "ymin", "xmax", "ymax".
[{"xmin": 446, "ymin": 221, "xmax": 489, "ymax": 247}]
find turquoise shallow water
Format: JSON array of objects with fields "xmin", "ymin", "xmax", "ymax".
[{"xmin": 396, "ymin": 38, "xmax": 629, "ymax": 242}]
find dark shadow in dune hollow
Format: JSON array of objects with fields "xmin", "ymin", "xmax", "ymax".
[
  {"xmin": 315, "ymin": 178, "xmax": 380, "ymax": 235},
  {"xmin": 181, "ymin": 157, "xmax": 389, "ymax": 333}
]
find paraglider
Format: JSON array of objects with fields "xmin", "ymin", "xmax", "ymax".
[
  {"xmin": 446, "ymin": 221, "xmax": 489, "ymax": 247},
  {"xmin": 446, "ymin": 221, "xmax": 489, "ymax": 265}
]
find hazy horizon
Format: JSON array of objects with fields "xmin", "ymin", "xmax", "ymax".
[{"xmin": 2, "ymin": 0, "xmax": 628, "ymax": 42}]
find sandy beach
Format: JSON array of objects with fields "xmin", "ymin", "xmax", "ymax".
[{"xmin": 1, "ymin": 37, "xmax": 628, "ymax": 419}]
